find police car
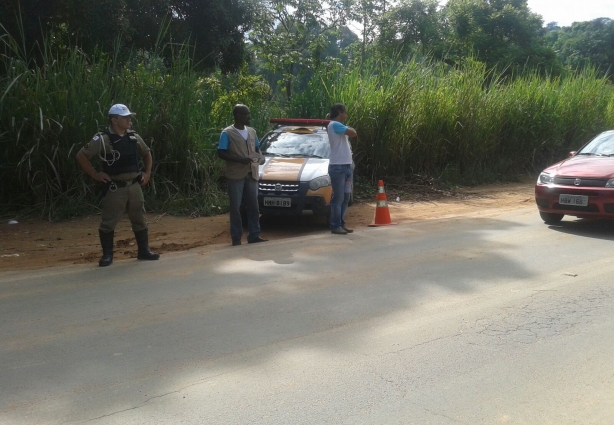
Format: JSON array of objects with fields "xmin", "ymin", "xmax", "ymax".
[{"xmin": 257, "ymin": 118, "xmax": 354, "ymax": 218}]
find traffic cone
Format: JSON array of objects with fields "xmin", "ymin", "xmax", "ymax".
[{"xmin": 369, "ymin": 180, "xmax": 397, "ymax": 227}]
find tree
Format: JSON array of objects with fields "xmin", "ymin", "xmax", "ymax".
[
  {"xmin": 545, "ymin": 21, "xmax": 560, "ymax": 31},
  {"xmin": 168, "ymin": 0, "xmax": 255, "ymax": 72},
  {"xmin": 442, "ymin": 0, "xmax": 559, "ymax": 73},
  {"xmin": 376, "ymin": 0, "xmax": 442, "ymax": 59},
  {"xmin": 349, "ymin": 0, "xmax": 388, "ymax": 68},
  {"xmin": 0, "ymin": 0, "xmax": 254, "ymax": 72},
  {"xmin": 546, "ymin": 18, "xmax": 614, "ymax": 80},
  {"xmin": 321, "ymin": 25, "xmax": 360, "ymax": 61},
  {"xmin": 248, "ymin": 0, "xmax": 350, "ymax": 100},
  {"xmin": 0, "ymin": 0, "xmax": 129, "ymax": 58},
  {"xmin": 124, "ymin": 0, "xmax": 174, "ymax": 51}
]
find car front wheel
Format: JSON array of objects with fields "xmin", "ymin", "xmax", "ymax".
[{"xmin": 539, "ymin": 211, "xmax": 564, "ymax": 225}]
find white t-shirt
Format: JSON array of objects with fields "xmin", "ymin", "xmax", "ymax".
[
  {"xmin": 327, "ymin": 121, "xmax": 353, "ymax": 164},
  {"xmin": 233, "ymin": 125, "xmax": 249, "ymax": 140}
]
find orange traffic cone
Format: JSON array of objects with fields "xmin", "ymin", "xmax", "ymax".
[{"xmin": 369, "ymin": 180, "xmax": 397, "ymax": 227}]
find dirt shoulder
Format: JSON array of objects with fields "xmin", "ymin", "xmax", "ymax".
[{"xmin": 0, "ymin": 179, "xmax": 536, "ymax": 272}]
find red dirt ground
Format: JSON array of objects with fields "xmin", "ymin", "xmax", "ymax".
[{"xmin": 0, "ymin": 179, "xmax": 536, "ymax": 271}]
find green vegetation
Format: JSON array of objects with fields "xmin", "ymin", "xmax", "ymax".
[
  {"xmin": 545, "ymin": 18, "xmax": 614, "ymax": 83},
  {"xmin": 291, "ymin": 59, "xmax": 614, "ymax": 183},
  {"xmin": 0, "ymin": 34, "xmax": 275, "ymax": 219},
  {"xmin": 2, "ymin": 1, "xmax": 614, "ymax": 220},
  {"xmin": 0, "ymin": 0, "xmax": 252, "ymax": 72}
]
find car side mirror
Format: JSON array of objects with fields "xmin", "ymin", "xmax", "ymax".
[{"xmin": 568, "ymin": 151, "xmax": 576, "ymax": 157}]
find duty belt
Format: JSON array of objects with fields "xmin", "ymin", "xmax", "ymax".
[{"xmin": 108, "ymin": 174, "xmax": 142, "ymax": 192}]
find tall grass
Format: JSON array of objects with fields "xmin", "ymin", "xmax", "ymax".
[
  {"xmin": 3, "ymin": 30, "xmax": 614, "ymax": 219},
  {"xmin": 0, "ymin": 32, "xmax": 274, "ymax": 219},
  {"xmin": 291, "ymin": 58, "xmax": 614, "ymax": 184}
]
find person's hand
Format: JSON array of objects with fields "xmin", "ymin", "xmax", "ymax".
[
  {"xmin": 241, "ymin": 157, "xmax": 252, "ymax": 165},
  {"xmin": 95, "ymin": 172, "xmax": 111, "ymax": 183},
  {"xmin": 249, "ymin": 152, "xmax": 265, "ymax": 165},
  {"xmin": 140, "ymin": 172, "xmax": 151, "ymax": 186}
]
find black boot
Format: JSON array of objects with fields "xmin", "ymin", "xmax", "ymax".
[
  {"xmin": 134, "ymin": 229, "xmax": 160, "ymax": 260},
  {"xmin": 99, "ymin": 230, "xmax": 114, "ymax": 267}
]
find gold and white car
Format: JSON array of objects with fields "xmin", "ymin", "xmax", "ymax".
[{"xmin": 257, "ymin": 118, "xmax": 354, "ymax": 218}]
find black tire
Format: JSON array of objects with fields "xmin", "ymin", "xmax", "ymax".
[{"xmin": 539, "ymin": 211, "xmax": 564, "ymax": 225}]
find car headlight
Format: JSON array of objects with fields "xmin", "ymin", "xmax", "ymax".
[
  {"xmin": 309, "ymin": 175, "xmax": 331, "ymax": 191},
  {"xmin": 606, "ymin": 179, "xmax": 614, "ymax": 187},
  {"xmin": 538, "ymin": 173, "xmax": 554, "ymax": 184}
]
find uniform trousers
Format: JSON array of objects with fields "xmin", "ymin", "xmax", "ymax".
[{"xmin": 99, "ymin": 181, "xmax": 147, "ymax": 233}]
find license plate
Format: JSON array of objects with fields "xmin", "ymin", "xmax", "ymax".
[
  {"xmin": 264, "ymin": 197, "xmax": 291, "ymax": 207},
  {"xmin": 559, "ymin": 194, "xmax": 588, "ymax": 206}
]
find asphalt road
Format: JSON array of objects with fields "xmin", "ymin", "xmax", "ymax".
[{"xmin": 1, "ymin": 207, "xmax": 614, "ymax": 424}]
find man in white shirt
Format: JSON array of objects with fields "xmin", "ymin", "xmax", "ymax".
[{"xmin": 326, "ymin": 103, "xmax": 357, "ymax": 235}]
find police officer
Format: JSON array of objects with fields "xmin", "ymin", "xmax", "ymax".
[{"xmin": 76, "ymin": 104, "xmax": 160, "ymax": 266}]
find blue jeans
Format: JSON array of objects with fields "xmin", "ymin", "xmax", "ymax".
[
  {"xmin": 329, "ymin": 164, "xmax": 352, "ymax": 229},
  {"xmin": 227, "ymin": 174, "xmax": 260, "ymax": 242}
]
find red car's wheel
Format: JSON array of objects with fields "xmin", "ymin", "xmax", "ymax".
[{"xmin": 539, "ymin": 211, "xmax": 564, "ymax": 224}]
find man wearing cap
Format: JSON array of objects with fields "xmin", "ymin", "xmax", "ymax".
[
  {"xmin": 76, "ymin": 103, "xmax": 160, "ymax": 266},
  {"xmin": 217, "ymin": 104, "xmax": 267, "ymax": 246}
]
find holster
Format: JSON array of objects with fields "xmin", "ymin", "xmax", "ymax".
[{"xmin": 102, "ymin": 173, "xmax": 143, "ymax": 196}]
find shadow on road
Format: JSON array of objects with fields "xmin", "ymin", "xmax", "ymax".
[
  {"xmin": 547, "ymin": 218, "xmax": 614, "ymax": 241},
  {"xmin": 1, "ymin": 215, "xmax": 539, "ymax": 424}
]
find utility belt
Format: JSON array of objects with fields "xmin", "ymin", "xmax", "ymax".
[{"xmin": 105, "ymin": 173, "xmax": 142, "ymax": 193}]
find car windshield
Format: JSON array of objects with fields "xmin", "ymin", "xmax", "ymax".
[
  {"xmin": 577, "ymin": 132, "xmax": 614, "ymax": 156},
  {"xmin": 260, "ymin": 131, "xmax": 330, "ymax": 158}
]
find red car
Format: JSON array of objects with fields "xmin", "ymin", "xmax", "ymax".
[{"xmin": 535, "ymin": 130, "xmax": 614, "ymax": 224}]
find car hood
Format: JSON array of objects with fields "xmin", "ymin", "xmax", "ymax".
[
  {"xmin": 259, "ymin": 157, "xmax": 329, "ymax": 182},
  {"xmin": 544, "ymin": 156, "xmax": 614, "ymax": 178}
]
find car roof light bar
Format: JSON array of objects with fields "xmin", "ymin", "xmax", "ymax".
[
  {"xmin": 284, "ymin": 128, "xmax": 316, "ymax": 134},
  {"xmin": 270, "ymin": 118, "xmax": 330, "ymax": 127}
]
